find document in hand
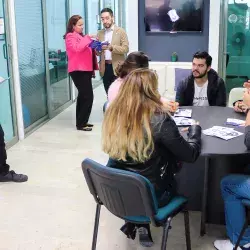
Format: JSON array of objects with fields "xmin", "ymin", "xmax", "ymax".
[
  {"xmin": 203, "ymin": 126, "xmax": 243, "ymax": 140},
  {"xmin": 173, "ymin": 117, "xmax": 195, "ymax": 126},
  {"xmin": 174, "ymin": 109, "xmax": 192, "ymax": 118},
  {"xmin": 89, "ymin": 40, "xmax": 109, "ymax": 52}
]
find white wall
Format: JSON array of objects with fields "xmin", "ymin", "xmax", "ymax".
[
  {"xmin": 208, "ymin": 0, "xmax": 222, "ymax": 71},
  {"xmin": 126, "ymin": 0, "xmax": 139, "ymax": 53}
]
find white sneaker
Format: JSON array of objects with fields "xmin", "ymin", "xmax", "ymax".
[{"xmin": 214, "ymin": 239, "xmax": 241, "ymax": 250}]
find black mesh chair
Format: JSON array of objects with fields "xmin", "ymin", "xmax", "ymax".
[
  {"xmin": 234, "ymin": 199, "xmax": 250, "ymax": 250},
  {"xmin": 82, "ymin": 158, "xmax": 191, "ymax": 250}
]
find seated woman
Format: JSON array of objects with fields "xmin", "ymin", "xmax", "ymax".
[
  {"xmin": 108, "ymin": 51, "xmax": 179, "ymax": 112},
  {"xmin": 233, "ymin": 81, "xmax": 250, "ymax": 114},
  {"xmin": 214, "ymin": 89, "xmax": 250, "ymax": 250},
  {"xmin": 102, "ymin": 68, "xmax": 202, "ymax": 247}
]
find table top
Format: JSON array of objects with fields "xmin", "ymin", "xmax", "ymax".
[{"xmin": 181, "ymin": 106, "xmax": 250, "ymax": 156}]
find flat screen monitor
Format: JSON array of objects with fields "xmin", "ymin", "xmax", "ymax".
[{"xmin": 145, "ymin": 0, "xmax": 204, "ymax": 32}]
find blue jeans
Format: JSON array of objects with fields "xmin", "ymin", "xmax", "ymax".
[{"xmin": 221, "ymin": 175, "xmax": 250, "ymax": 245}]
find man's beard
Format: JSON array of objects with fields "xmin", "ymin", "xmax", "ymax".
[
  {"xmin": 104, "ymin": 22, "xmax": 113, "ymax": 29},
  {"xmin": 193, "ymin": 70, "xmax": 208, "ymax": 79}
]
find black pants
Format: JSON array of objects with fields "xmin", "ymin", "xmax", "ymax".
[
  {"xmin": 103, "ymin": 64, "xmax": 116, "ymax": 94},
  {"xmin": 70, "ymin": 71, "xmax": 93, "ymax": 128},
  {"xmin": 0, "ymin": 125, "xmax": 9, "ymax": 175}
]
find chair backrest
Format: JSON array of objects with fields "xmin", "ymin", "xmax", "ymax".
[
  {"xmin": 228, "ymin": 87, "xmax": 245, "ymax": 107},
  {"xmin": 82, "ymin": 158, "xmax": 158, "ymax": 219}
]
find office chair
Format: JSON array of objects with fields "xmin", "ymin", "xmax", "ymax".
[{"xmin": 82, "ymin": 158, "xmax": 191, "ymax": 250}]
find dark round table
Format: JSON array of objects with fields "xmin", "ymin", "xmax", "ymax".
[
  {"xmin": 185, "ymin": 106, "xmax": 248, "ymax": 156},
  {"xmin": 178, "ymin": 106, "xmax": 250, "ymax": 236}
]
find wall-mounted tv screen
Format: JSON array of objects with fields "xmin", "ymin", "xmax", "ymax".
[{"xmin": 145, "ymin": 0, "xmax": 204, "ymax": 32}]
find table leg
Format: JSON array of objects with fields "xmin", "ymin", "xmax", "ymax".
[{"xmin": 200, "ymin": 157, "xmax": 209, "ymax": 236}]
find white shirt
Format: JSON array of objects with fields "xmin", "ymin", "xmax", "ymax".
[
  {"xmin": 104, "ymin": 25, "xmax": 114, "ymax": 60},
  {"xmin": 193, "ymin": 80, "xmax": 209, "ymax": 106}
]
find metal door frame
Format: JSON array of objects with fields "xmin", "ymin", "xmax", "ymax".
[
  {"xmin": 218, "ymin": 0, "xmax": 229, "ymax": 81},
  {"xmin": 41, "ymin": 0, "xmax": 73, "ymax": 120},
  {"xmin": 2, "ymin": 0, "xmax": 19, "ymax": 147}
]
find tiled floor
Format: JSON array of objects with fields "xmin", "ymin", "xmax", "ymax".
[{"xmin": 0, "ymin": 86, "xmax": 226, "ymax": 249}]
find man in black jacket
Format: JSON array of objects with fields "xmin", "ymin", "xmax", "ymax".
[
  {"xmin": 0, "ymin": 124, "xmax": 28, "ymax": 182},
  {"xmin": 176, "ymin": 51, "xmax": 226, "ymax": 107}
]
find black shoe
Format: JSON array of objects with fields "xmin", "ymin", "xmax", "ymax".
[
  {"xmin": 138, "ymin": 226, "xmax": 154, "ymax": 247},
  {"xmin": 76, "ymin": 126, "xmax": 92, "ymax": 131},
  {"xmin": 120, "ymin": 222, "xmax": 137, "ymax": 240},
  {"xmin": 86, "ymin": 123, "xmax": 94, "ymax": 128},
  {"xmin": 0, "ymin": 170, "xmax": 28, "ymax": 182}
]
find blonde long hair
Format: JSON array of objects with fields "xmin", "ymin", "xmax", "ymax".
[{"xmin": 102, "ymin": 68, "xmax": 165, "ymax": 162}]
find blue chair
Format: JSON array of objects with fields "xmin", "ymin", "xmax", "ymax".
[
  {"xmin": 82, "ymin": 158, "xmax": 191, "ymax": 250},
  {"xmin": 234, "ymin": 199, "xmax": 250, "ymax": 250}
]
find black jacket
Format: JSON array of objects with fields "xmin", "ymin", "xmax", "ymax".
[
  {"xmin": 175, "ymin": 69, "xmax": 227, "ymax": 107},
  {"xmin": 107, "ymin": 113, "xmax": 201, "ymax": 199}
]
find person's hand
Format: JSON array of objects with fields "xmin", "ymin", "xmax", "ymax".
[
  {"xmin": 89, "ymin": 34, "xmax": 97, "ymax": 39},
  {"xmin": 243, "ymin": 89, "xmax": 250, "ymax": 107},
  {"xmin": 102, "ymin": 44, "xmax": 112, "ymax": 51},
  {"xmin": 102, "ymin": 44, "xmax": 109, "ymax": 50},
  {"xmin": 243, "ymin": 80, "xmax": 250, "ymax": 89},
  {"xmin": 163, "ymin": 100, "xmax": 179, "ymax": 113},
  {"xmin": 234, "ymin": 101, "xmax": 246, "ymax": 113},
  {"xmin": 181, "ymin": 121, "xmax": 199, "ymax": 132}
]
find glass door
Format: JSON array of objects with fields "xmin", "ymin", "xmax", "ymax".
[
  {"xmin": 85, "ymin": 0, "xmax": 102, "ymax": 83},
  {"xmin": 44, "ymin": 0, "xmax": 72, "ymax": 113},
  {"xmin": 221, "ymin": 0, "xmax": 250, "ymax": 95},
  {"xmin": 14, "ymin": 0, "xmax": 49, "ymax": 131},
  {"xmin": 0, "ymin": 0, "xmax": 17, "ymax": 143}
]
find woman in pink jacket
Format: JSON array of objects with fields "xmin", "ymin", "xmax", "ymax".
[
  {"xmin": 64, "ymin": 15, "xmax": 98, "ymax": 131},
  {"xmin": 108, "ymin": 51, "xmax": 179, "ymax": 112}
]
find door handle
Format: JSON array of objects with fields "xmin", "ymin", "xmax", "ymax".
[{"xmin": 3, "ymin": 44, "xmax": 7, "ymax": 59}]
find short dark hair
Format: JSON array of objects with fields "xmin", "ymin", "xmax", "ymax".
[
  {"xmin": 193, "ymin": 51, "xmax": 212, "ymax": 67},
  {"xmin": 116, "ymin": 51, "xmax": 149, "ymax": 78},
  {"xmin": 101, "ymin": 8, "xmax": 113, "ymax": 17}
]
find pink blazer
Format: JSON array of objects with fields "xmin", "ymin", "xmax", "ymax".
[{"xmin": 65, "ymin": 32, "xmax": 98, "ymax": 73}]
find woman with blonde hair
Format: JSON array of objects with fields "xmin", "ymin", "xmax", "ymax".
[{"xmin": 102, "ymin": 68, "xmax": 202, "ymax": 247}]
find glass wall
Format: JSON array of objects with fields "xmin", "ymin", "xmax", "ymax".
[
  {"xmin": 223, "ymin": 0, "xmax": 250, "ymax": 94},
  {"xmin": 46, "ymin": 0, "xmax": 71, "ymax": 111},
  {"xmin": 14, "ymin": 0, "xmax": 48, "ymax": 129},
  {"xmin": 0, "ymin": 0, "xmax": 16, "ymax": 142}
]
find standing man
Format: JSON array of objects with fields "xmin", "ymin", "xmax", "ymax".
[
  {"xmin": 0, "ymin": 124, "xmax": 28, "ymax": 182},
  {"xmin": 98, "ymin": 8, "xmax": 129, "ymax": 94},
  {"xmin": 176, "ymin": 51, "xmax": 226, "ymax": 107}
]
